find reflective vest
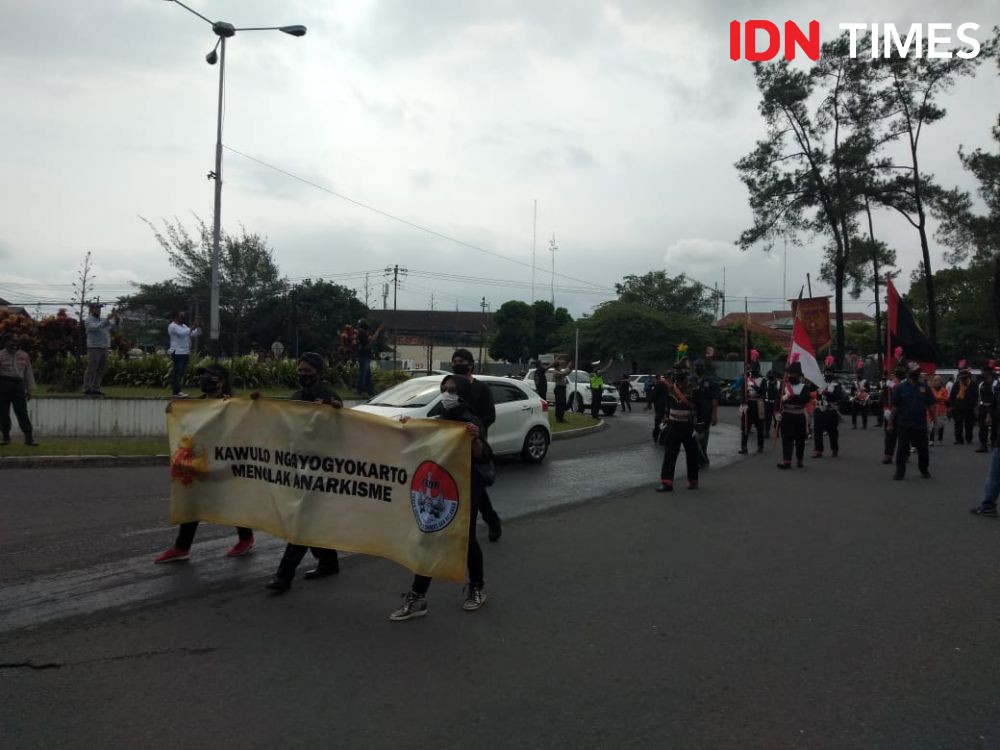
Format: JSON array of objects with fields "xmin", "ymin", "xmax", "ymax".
[{"xmin": 590, "ymin": 373, "xmax": 603, "ymax": 389}]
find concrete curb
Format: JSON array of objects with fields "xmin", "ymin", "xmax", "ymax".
[
  {"xmin": 0, "ymin": 455, "xmax": 170, "ymax": 469},
  {"xmin": 552, "ymin": 419, "xmax": 607, "ymax": 441}
]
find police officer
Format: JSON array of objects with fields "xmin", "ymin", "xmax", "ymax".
[
  {"xmin": 776, "ymin": 360, "xmax": 813, "ymax": 469},
  {"xmin": 813, "ymin": 360, "xmax": 845, "ymax": 458},
  {"xmin": 740, "ymin": 352, "xmax": 766, "ymax": 454},
  {"xmin": 656, "ymin": 357, "xmax": 701, "ymax": 491},
  {"xmin": 891, "ymin": 362, "xmax": 935, "ymax": 480},
  {"xmin": 588, "ymin": 360, "xmax": 612, "ymax": 420},
  {"xmin": 267, "ymin": 352, "xmax": 343, "ymax": 592}
]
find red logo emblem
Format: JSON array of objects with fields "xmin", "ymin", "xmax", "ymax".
[{"xmin": 409, "ymin": 461, "xmax": 460, "ymax": 533}]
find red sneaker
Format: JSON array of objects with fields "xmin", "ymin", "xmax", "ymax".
[
  {"xmin": 227, "ymin": 538, "xmax": 255, "ymax": 557},
  {"xmin": 154, "ymin": 546, "xmax": 190, "ymax": 564}
]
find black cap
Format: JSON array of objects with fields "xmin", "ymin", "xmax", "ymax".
[
  {"xmin": 299, "ymin": 352, "xmax": 325, "ymax": 371},
  {"xmin": 786, "ymin": 361, "xmax": 803, "ymax": 375}
]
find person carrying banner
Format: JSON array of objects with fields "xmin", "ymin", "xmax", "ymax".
[
  {"xmin": 776, "ymin": 360, "xmax": 813, "ymax": 470},
  {"xmin": 154, "ymin": 363, "xmax": 255, "ymax": 563},
  {"xmin": 739, "ymin": 351, "xmax": 766, "ymax": 454},
  {"xmin": 266, "ymin": 352, "xmax": 344, "ymax": 592},
  {"xmin": 813, "ymin": 358, "xmax": 844, "ymax": 458},
  {"xmin": 450, "ymin": 348, "xmax": 502, "ymax": 543},
  {"xmin": 949, "ymin": 363, "xmax": 977, "ymax": 445},
  {"xmin": 891, "ymin": 362, "xmax": 935, "ymax": 480},
  {"xmin": 976, "ymin": 366, "xmax": 996, "ymax": 453},
  {"xmin": 656, "ymin": 354, "xmax": 701, "ymax": 492},
  {"xmin": 929, "ymin": 375, "xmax": 949, "ymax": 446},
  {"xmin": 391, "ymin": 375, "xmax": 491, "ymax": 620}
]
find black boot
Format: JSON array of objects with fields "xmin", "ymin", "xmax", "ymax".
[{"xmin": 24, "ymin": 434, "xmax": 39, "ymax": 447}]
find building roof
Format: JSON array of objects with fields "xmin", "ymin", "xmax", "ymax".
[
  {"xmin": 716, "ymin": 310, "xmax": 874, "ymax": 328},
  {"xmin": 375, "ymin": 309, "xmax": 494, "ymax": 335}
]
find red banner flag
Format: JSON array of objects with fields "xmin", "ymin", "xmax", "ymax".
[{"xmin": 790, "ymin": 297, "xmax": 832, "ymax": 354}]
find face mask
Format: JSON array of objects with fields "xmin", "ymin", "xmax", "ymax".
[
  {"xmin": 199, "ymin": 376, "xmax": 219, "ymax": 394},
  {"xmin": 452, "ymin": 363, "xmax": 471, "ymax": 376},
  {"xmin": 298, "ymin": 374, "xmax": 317, "ymax": 387},
  {"xmin": 788, "ymin": 376, "xmax": 800, "ymax": 384},
  {"xmin": 695, "ymin": 367, "xmax": 704, "ymax": 376},
  {"xmin": 825, "ymin": 375, "xmax": 833, "ymax": 382},
  {"xmin": 440, "ymin": 392, "xmax": 460, "ymax": 409}
]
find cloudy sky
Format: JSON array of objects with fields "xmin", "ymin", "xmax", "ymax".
[{"xmin": 1, "ymin": 0, "xmax": 997, "ymax": 320}]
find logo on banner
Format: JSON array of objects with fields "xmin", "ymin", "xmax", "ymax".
[
  {"xmin": 170, "ymin": 435, "xmax": 209, "ymax": 486},
  {"xmin": 410, "ymin": 461, "xmax": 460, "ymax": 532}
]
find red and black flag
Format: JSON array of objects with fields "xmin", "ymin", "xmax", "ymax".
[{"xmin": 886, "ymin": 278, "xmax": 937, "ymax": 372}]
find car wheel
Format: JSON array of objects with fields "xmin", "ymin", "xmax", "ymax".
[
  {"xmin": 521, "ymin": 426, "xmax": 550, "ymax": 463},
  {"xmin": 602, "ymin": 406, "xmax": 617, "ymax": 416},
  {"xmin": 572, "ymin": 393, "xmax": 585, "ymax": 413}
]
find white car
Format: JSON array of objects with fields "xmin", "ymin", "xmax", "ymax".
[
  {"xmin": 522, "ymin": 369, "xmax": 619, "ymax": 416},
  {"xmin": 629, "ymin": 374, "xmax": 655, "ymax": 402},
  {"xmin": 353, "ymin": 375, "xmax": 551, "ymax": 463}
]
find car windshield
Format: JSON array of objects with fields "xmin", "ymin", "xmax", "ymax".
[{"xmin": 367, "ymin": 380, "xmax": 442, "ymax": 408}]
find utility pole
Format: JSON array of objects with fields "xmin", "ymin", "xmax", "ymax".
[
  {"xmin": 427, "ymin": 293, "xmax": 435, "ymax": 374},
  {"xmin": 363, "ymin": 272, "xmax": 371, "ymax": 308},
  {"xmin": 549, "ymin": 234, "xmax": 558, "ymax": 307},
  {"xmin": 721, "ymin": 267, "xmax": 726, "ymax": 319},
  {"xmin": 479, "ymin": 296, "xmax": 488, "ymax": 374},
  {"xmin": 385, "ymin": 265, "xmax": 407, "ymax": 368},
  {"xmin": 806, "ymin": 273, "xmax": 813, "ymax": 297},
  {"xmin": 531, "ymin": 199, "xmax": 537, "ymax": 302},
  {"xmin": 382, "ymin": 282, "xmax": 389, "ymax": 311}
]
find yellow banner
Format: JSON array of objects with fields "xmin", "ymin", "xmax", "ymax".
[{"xmin": 166, "ymin": 398, "xmax": 471, "ymax": 581}]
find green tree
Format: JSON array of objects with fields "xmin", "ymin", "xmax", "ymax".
[
  {"xmin": 140, "ymin": 217, "xmax": 286, "ymax": 355},
  {"xmin": 905, "ymin": 265, "xmax": 993, "ymax": 361},
  {"xmin": 568, "ymin": 301, "xmax": 713, "ymax": 364},
  {"xmin": 737, "ymin": 36, "xmax": 879, "ymax": 367},
  {"xmin": 842, "ymin": 321, "xmax": 877, "ymax": 357},
  {"xmin": 488, "ymin": 300, "xmax": 535, "ymax": 363},
  {"xmin": 529, "ymin": 300, "xmax": 573, "ymax": 356},
  {"xmin": 614, "ymin": 271, "xmax": 714, "ymax": 320}
]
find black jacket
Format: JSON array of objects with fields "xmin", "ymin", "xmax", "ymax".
[
  {"xmin": 290, "ymin": 381, "xmax": 342, "ymax": 406},
  {"xmin": 467, "ymin": 378, "xmax": 496, "ymax": 434}
]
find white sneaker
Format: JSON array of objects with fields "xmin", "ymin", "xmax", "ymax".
[{"xmin": 174, "ymin": 392, "xmax": 189, "ymax": 398}]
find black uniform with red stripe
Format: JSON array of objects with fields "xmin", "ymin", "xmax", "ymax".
[{"xmin": 813, "ymin": 373, "xmax": 844, "ymax": 456}]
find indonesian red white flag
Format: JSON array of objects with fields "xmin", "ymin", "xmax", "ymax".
[{"xmin": 789, "ymin": 316, "xmax": 825, "ymax": 386}]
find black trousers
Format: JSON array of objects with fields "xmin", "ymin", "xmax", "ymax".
[
  {"xmin": 174, "ymin": 521, "xmax": 253, "ymax": 551},
  {"xmin": 884, "ymin": 423, "xmax": 897, "ymax": 460},
  {"xmin": 694, "ymin": 421, "xmax": 711, "ymax": 467},
  {"xmin": 590, "ymin": 388, "xmax": 602, "ymax": 419},
  {"xmin": 413, "ymin": 492, "xmax": 483, "ymax": 594},
  {"xmin": 763, "ymin": 401, "xmax": 775, "ymax": 437},
  {"xmin": 619, "ymin": 390, "xmax": 632, "ymax": 412},
  {"xmin": 895, "ymin": 426, "xmax": 929, "ymax": 476},
  {"xmin": 851, "ymin": 402, "xmax": 868, "ymax": 428},
  {"xmin": 275, "ymin": 543, "xmax": 339, "ymax": 581},
  {"xmin": 741, "ymin": 401, "xmax": 764, "ymax": 451},
  {"xmin": 954, "ymin": 411, "xmax": 975, "ymax": 443},
  {"xmin": 780, "ymin": 413, "xmax": 807, "ymax": 464},
  {"xmin": 554, "ymin": 385, "xmax": 567, "ymax": 422},
  {"xmin": 652, "ymin": 411, "xmax": 665, "ymax": 442},
  {"xmin": 978, "ymin": 409, "xmax": 996, "ymax": 448},
  {"xmin": 0, "ymin": 377, "xmax": 33, "ymax": 440},
  {"xmin": 660, "ymin": 421, "xmax": 699, "ymax": 484},
  {"xmin": 814, "ymin": 410, "xmax": 839, "ymax": 453}
]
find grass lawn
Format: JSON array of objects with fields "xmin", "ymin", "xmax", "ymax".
[
  {"xmin": 0, "ymin": 437, "xmax": 169, "ymax": 457},
  {"xmin": 548, "ymin": 411, "xmax": 600, "ymax": 434},
  {"xmin": 36, "ymin": 385, "xmax": 363, "ymax": 400}
]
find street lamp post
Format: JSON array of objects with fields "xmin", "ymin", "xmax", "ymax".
[{"xmin": 164, "ymin": 0, "xmax": 306, "ymax": 357}]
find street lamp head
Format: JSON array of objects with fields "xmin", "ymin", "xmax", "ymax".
[
  {"xmin": 279, "ymin": 25, "xmax": 307, "ymax": 37},
  {"xmin": 205, "ymin": 48, "xmax": 218, "ymax": 65},
  {"xmin": 212, "ymin": 21, "xmax": 236, "ymax": 38}
]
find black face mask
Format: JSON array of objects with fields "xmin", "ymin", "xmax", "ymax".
[
  {"xmin": 695, "ymin": 367, "xmax": 705, "ymax": 377},
  {"xmin": 298, "ymin": 374, "xmax": 317, "ymax": 387},
  {"xmin": 909, "ymin": 373, "xmax": 920, "ymax": 383},
  {"xmin": 199, "ymin": 376, "xmax": 219, "ymax": 393},
  {"xmin": 452, "ymin": 363, "xmax": 471, "ymax": 376},
  {"xmin": 788, "ymin": 376, "xmax": 800, "ymax": 385}
]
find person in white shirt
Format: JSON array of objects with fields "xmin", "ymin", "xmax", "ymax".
[
  {"xmin": 167, "ymin": 311, "xmax": 201, "ymax": 397},
  {"xmin": 83, "ymin": 303, "xmax": 119, "ymax": 396}
]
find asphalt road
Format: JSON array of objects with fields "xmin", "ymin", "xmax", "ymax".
[{"xmin": 3, "ymin": 413, "xmax": 999, "ymax": 748}]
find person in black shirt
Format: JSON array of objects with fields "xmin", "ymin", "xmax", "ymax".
[
  {"xmin": 692, "ymin": 359, "xmax": 718, "ymax": 468},
  {"xmin": 891, "ymin": 363, "xmax": 935, "ymax": 479},
  {"xmin": 763, "ymin": 370, "xmax": 780, "ymax": 438},
  {"xmin": 531, "ymin": 361, "xmax": 549, "ymax": 402},
  {"xmin": 656, "ymin": 360, "xmax": 701, "ymax": 491},
  {"xmin": 813, "ymin": 361, "xmax": 845, "ymax": 458},
  {"xmin": 450, "ymin": 348, "xmax": 502, "ymax": 542},
  {"xmin": 650, "ymin": 374, "xmax": 670, "ymax": 443},
  {"xmin": 949, "ymin": 366, "xmax": 977, "ymax": 445},
  {"xmin": 266, "ymin": 352, "xmax": 344, "ymax": 592},
  {"xmin": 776, "ymin": 361, "xmax": 814, "ymax": 469},
  {"xmin": 976, "ymin": 367, "xmax": 996, "ymax": 453},
  {"xmin": 617, "ymin": 373, "xmax": 632, "ymax": 413}
]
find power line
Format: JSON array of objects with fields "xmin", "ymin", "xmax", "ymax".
[{"xmin": 223, "ymin": 145, "xmax": 616, "ymax": 293}]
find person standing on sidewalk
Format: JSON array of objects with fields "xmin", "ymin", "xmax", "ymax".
[
  {"xmin": 154, "ymin": 363, "xmax": 255, "ymax": 563},
  {"xmin": 617, "ymin": 373, "xmax": 632, "ymax": 413},
  {"xmin": 267, "ymin": 352, "xmax": 343, "ymax": 592},
  {"xmin": 776, "ymin": 360, "xmax": 813, "ymax": 470},
  {"xmin": 390, "ymin": 375, "xmax": 491, "ymax": 620},
  {"xmin": 82, "ymin": 303, "xmax": 119, "ymax": 397},
  {"xmin": 450, "ymin": 348, "xmax": 502, "ymax": 542},
  {"xmin": 550, "ymin": 358, "xmax": 573, "ymax": 423},
  {"xmin": 355, "ymin": 319, "xmax": 382, "ymax": 398},
  {"xmin": 588, "ymin": 360, "xmax": 612, "ymax": 419},
  {"xmin": 693, "ymin": 359, "xmax": 718, "ymax": 469},
  {"xmin": 812, "ymin": 360, "xmax": 844, "ymax": 458},
  {"xmin": 531, "ymin": 360, "xmax": 549, "ymax": 403},
  {"xmin": 975, "ymin": 367, "xmax": 996, "ymax": 453},
  {"xmin": 891, "ymin": 362, "xmax": 935, "ymax": 481},
  {"xmin": 0, "ymin": 332, "xmax": 38, "ymax": 447},
  {"xmin": 656, "ymin": 356, "xmax": 701, "ymax": 492},
  {"xmin": 167, "ymin": 312, "xmax": 201, "ymax": 398}
]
